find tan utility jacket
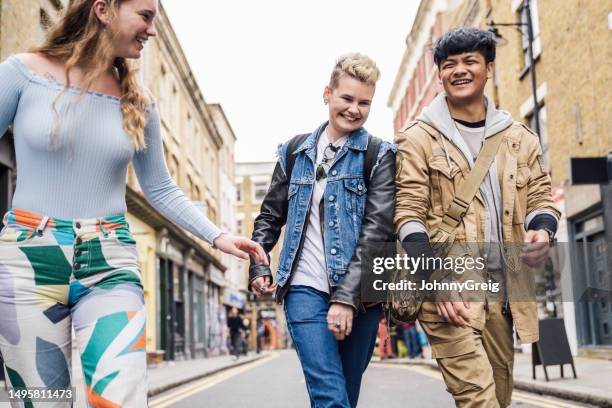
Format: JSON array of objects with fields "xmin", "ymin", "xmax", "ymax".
[{"xmin": 394, "ymin": 120, "xmax": 561, "ymax": 343}]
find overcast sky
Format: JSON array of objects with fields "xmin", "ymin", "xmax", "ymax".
[{"xmin": 163, "ymin": 0, "xmax": 420, "ymax": 163}]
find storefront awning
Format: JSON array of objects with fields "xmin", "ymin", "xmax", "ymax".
[{"xmin": 223, "ymin": 289, "xmax": 246, "ymax": 309}]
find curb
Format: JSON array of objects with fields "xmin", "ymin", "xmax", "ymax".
[
  {"xmin": 375, "ymin": 359, "xmax": 612, "ymax": 408},
  {"xmin": 513, "ymin": 380, "xmax": 612, "ymax": 408},
  {"xmin": 147, "ymin": 354, "xmax": 267, "ymax": 398}
]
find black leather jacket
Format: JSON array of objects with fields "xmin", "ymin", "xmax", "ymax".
[{"xmin": 249, "ymin": 149, "xmax": 396, "ymax": 310}]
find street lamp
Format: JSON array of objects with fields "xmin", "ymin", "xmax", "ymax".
[{"xmin": 488, "ymin": 0, "xmax": 540, "ymax": 139}]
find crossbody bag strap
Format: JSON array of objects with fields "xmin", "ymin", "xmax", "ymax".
[{"xmin": 437, "ymin": 132, "xmax": 504, "ymax": 235}]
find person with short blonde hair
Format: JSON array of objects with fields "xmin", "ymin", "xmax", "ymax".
[
  {"xmin": 249, "ymin": 53, "xmax": 397, "ymax": 408},
  {"xmin": 329, "ymin": 53, "xmax": 381, "ymax": 89}
]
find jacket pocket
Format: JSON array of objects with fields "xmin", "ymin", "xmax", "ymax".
[
  {"xmin": 515, "ymin": 165, "xmax": 531, "ymax": 188},
  {"xmin": 343, "ymin": 177, "xmax": 367, "ymax": 211},
  {"xmin": 513, "ymin": 165, "xmax": 531, "ymax": 224},
  {"xmin": 343, "ymin": 177, "xmax": 367, "ymax": 195},
  {"xmin": 0, "ymin": 224, "xmax": 37, "ymax": 243},
  {"xmin": 428, "ymin": 156, "xmax": 461, "ymax": 215},
  {"xmin": 420, "ymin": 321, "xmax": 476, "ymax": 358},
  {"xmin": 343, "ymin": 177, "xmax": 367, "ymax": 241}
]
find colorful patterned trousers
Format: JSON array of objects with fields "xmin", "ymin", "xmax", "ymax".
[{"xmin": 0, "ymin": 209, "xmax": 147, "ymax": 407}]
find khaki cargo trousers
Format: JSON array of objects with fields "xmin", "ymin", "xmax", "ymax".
[{"xmin": 420, "ymin": 302, "xmax": 514, "ymax": 408}]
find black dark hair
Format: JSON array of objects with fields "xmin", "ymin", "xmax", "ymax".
[{"xmin": 433, "ymin": 27, "xmax": 496, "ymax": 67}]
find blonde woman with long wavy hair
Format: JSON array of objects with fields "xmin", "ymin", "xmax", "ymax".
[{"xmin": 0, "ymin": 0, "xmax": 267, "ymax": 406}]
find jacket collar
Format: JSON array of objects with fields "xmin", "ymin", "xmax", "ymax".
[
  {"xmin": 294, "ymin": 121, "xmax": 370, "ymax": 155},
  {"xmin": 345, "ymin": 126, "xmax": 370, "ymax": 151}
]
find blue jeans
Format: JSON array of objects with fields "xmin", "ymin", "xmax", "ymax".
[{"xmin": 284, "ymin": 285, "xmax": 380, "ymax": 408}]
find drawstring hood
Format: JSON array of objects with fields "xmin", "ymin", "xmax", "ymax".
[{"xmin": 418, "ymin": 92, "xmax": 513, "ymax": 170}]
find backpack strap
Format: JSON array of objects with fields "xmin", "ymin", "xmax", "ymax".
[
  {"xmin": 364, "ymin": 135, "xmax": 382, "ymax": 189},
  {"xmin": 284, "ymin": 133, "xmax": 310, "ymax": 179}
]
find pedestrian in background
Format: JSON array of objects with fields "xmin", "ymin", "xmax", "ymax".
[
  {"xmin": 256, "ymin": 316, "xmax": 265, "ymax": 353},
  {"xmin": 0, "ymin": 0, "xmax": 267, "ymax": 406},
  {"xmin": 249, "ymin": 53, "xmax": 397, "ymax": 408},
  {"xmin": 227, "ymin": 307, "xmax": 244, "ymax": 360},
  {"xmin": 399, "ymin": 321, "xmax": 421, "ymax": 359},
  {"xmin": 377, "ymin": 315, "xmax": 394, "ymax": 360},
  {"xmin": 241, "ymin": 316, "xmax": 251, "ymax": 355}
]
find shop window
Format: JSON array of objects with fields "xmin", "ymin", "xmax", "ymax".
[
  {"xmin": 253, "ymin": 181, "xmax": 268, "ymax": 203},
  {"xmin": 526, "ymin": 104, "xmax": 549, "ymax": 173},
  {"xmin": 236, "ymin": 183, "xmax": 243, "ymax": 203},
  {"xmin": 237, "ymin": 219, "xmax": 243, "ymax": 235}
]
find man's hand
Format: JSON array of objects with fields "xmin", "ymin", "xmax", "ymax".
[
  {"xmin": 214, "ymin": 234, "xmax": 269, "ymax": 265},
  {"xmin": 327, "ymin": 303, "xmax": 354, "ymax": 341},
  {"xmin": 250, "ymin": 276, "xmax": 277, "ymax": 297},
  {"xmin": 521, "ymin": 229, "xmax": 550, "ymax": 267},
  {"xmin": 436, "ymin": 296, "xmax": 471, "ymax": 328}
]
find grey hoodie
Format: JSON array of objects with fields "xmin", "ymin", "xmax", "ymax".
[{"xmin": 402, "ymin": 92, "xmax": 513, "ymax": 270}]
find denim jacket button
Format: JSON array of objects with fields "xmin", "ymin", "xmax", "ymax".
[
  {"xmin": 331, "ymin": 170, "xmax": 337, "ymax": 176},
  {"xmin": 329, "ymin": 195, "xmax": 335, "ymax": 202},
  {"xmin": 328, "ymin": 221, "xmax": 334, "ymax": 227},
  {"xmin": 330, "ymin": 248, "xmax": 337, "ymax": 255}
]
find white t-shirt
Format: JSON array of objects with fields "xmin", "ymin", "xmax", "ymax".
[
  {"xmin": 290, "ymin": 129, "xmax": 348, "ymax": 293},
  {"xmin": 454, "ymin": 119, "xmax": 502, "ymax": 270}
]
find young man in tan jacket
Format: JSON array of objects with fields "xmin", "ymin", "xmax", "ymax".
[{"xmin": 394, "ymin": 27, "xmax": 561, "ymax": 407}]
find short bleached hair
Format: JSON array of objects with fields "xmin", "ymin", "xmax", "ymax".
[{"xmin": 329, "ymin": 53, "xmax": 381, "ymax": 89}]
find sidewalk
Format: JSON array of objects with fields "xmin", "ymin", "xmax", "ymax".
[
  {"xmin": 375, "ymin": 352, "xmax": 612, "ymax": 408},
  {"xmin": 513, "ymin": 353, "xmax": 612, "ymax": 408}
]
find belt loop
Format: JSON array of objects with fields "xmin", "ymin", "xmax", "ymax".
[
  {"xmin": 36, "ymin": 216, "xmax": 50, "ymax": 236},
  {"xmin": 99, "ymin": 218, "xmax": 107, "ymax": 237}
]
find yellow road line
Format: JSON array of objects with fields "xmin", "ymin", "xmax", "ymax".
[
  {"xmin": 371, "ymin": 362, "xmax": 585, "ymax": 408},
  {"xmin": 513, "ymin": 391, "xmax": 585, "ymax": 408},
  {"xmin": 149, "ymin": 353, "xmax": 279, "ymax": 408}
]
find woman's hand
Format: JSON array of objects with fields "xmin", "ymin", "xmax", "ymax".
[
  {"xmin": 251, "ymin": 276, "xmax": 277, "ymax": 296},
  {"xmin": 213, "ymin": 233, "xmax": 269, "ymax": 265},
  {"xmin": 327, "ymin": 303, "xmax": 354, "ymax": 341}
]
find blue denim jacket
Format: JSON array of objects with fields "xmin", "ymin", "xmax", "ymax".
[{"xmin": 275, "ymin": 122, "xmax": 397, "ymax": 289}]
